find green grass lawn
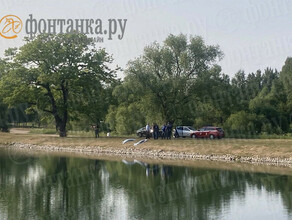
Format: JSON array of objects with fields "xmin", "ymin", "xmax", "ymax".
[{"xmin": 1, "ymin": 129, "xmax": 292, "ymax": 159}]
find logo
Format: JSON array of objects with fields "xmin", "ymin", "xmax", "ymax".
[
  {"xmin": 0, "ymin": 15, "xmax": 23, "ymax": 39},
  {"xmin": 0, "ymin": 14, "xmax": 127, "ymax": 42}
]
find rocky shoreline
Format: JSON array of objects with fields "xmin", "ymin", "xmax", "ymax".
[{"xmin": 2, "ymin": 142, "xmax": 292, "ymax": 167}]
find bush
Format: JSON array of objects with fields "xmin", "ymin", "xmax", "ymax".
[
  {"xmin": 261, "ymin": 123, "xmax": 273, "ymax": 134},
  {"xmin": 106, "ymin": 103, "xmax": 145, "ymax": 135},
  {"xmin": 224, "ymin": 111, "xmax": 262, "ymax": 135},
  {"xmin": 0, "ymin": 123, "xmax": 9, "ymax": 132}
]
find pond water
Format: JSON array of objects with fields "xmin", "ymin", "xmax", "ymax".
[{"xmin": 0, "ymin": 148, "xmax": 291, "ymax": 220}]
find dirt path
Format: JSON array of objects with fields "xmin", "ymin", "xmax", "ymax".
[{"xmin": 9, "ymin": 128, "xmax": 30, "ymax": 134}]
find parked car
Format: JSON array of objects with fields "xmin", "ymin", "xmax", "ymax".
[
  {"xmin": 137, "ymin": 127, "xmax": 163, "ymax": 137},
  {"xmin": 137, "ymin": 127, "xmax": 150, "ymax": 137},
  {"xmin": 174, "ymin": 126, "xmax": 196, "ymax": 138},
  {"xmin": 137, "ymin": 127, "xmax": 160, "ymax": 137},
  {"xmin": 191, "ymin": 126, "xmax": 225, "ymax": 139}
]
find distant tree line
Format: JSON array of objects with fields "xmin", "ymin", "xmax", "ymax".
[{"xmin": 1, "ymin": 33, "xmax": 292, "ymax": 137}]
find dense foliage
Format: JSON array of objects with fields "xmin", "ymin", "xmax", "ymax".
[
  {"xmin": 0, "ymin": 33, "xmax": 292, "ymax": 136},
  {"xmin": 0, "ymin": 33, "xmax": 117, "ymax": 136}
]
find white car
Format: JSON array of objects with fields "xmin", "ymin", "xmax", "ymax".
[{"xmin": 174, "ymin": 126, "xmax": 196, "ymax": 138}]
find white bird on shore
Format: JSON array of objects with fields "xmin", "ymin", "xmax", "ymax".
[
  {"xmin": 122, "ymin": 139, "xmax": 136, "ymax": 144},
  {"xmin": 133, "ymin": 139, "xmax": 148, "ymax": 146}
]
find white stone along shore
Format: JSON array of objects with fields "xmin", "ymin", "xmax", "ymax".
[{"xmin": 2, "ymin": 142, "xmax": 292, "ymax": 168}]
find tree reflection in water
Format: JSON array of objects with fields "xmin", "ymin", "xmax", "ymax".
[{"xmin": 0, "ymin": 149, "xmax": 291, "ymax": 220}]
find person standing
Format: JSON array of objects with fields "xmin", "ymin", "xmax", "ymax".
[
  {"xmin": 94, "ymin": 125, "xmax": 99, "ymax": 138},
  {"xmin": 153, "ymin": 123, "xmax": 159, "ymax": 140},
  {"xmin": 161, "ymin": 123, "xmax": 166, "ymax": 139},
  {"xmin": 166, "ymin": 122, "xmax": 173, "ymax": 140},
  {"xmin": 146, "ymin": 123, "xmax": 151, "ymax": 139}
]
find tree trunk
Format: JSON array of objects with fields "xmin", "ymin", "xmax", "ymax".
[
  {"xmin": 44, "ymin": 82, "xmax": 68, "ymax": 137},
  {"xmin": 59, "ymin": 80, "xmax": 68, "ymax": 137},
  {"xmin": 56, "ymin": 119, "xmax": 67, "ymax": 137}
]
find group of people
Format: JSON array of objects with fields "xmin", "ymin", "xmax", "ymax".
[{"xmin": 145, "ymin": 122, "xmax": 173, "ymax": 140}]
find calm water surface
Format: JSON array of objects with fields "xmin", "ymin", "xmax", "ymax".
[{"xmin": 0, "ymin": 148, "xmax": 291, "ymax": 220}]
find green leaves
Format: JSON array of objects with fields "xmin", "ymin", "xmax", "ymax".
[
  {"xmin": 280, "ymin": 57, "xmax": 292, "ymax": 111},
  {"xmin": 0, "ymin": 32, "xmax": 116, "ymax": 136},
  {"xmin": 1, "ymin": 32, "xmax": 292, "ymax": 136},
  {"xmin": 107, "ymin": 34, "xmax": 224, "ymax": 133}
]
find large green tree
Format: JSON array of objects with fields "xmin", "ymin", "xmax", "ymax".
[
  {"xmin": 117, "ymin": 34, "xmax": 223, "ymax": 126},
  {"xmin": 280, "ymin": 57, "xmax": 292, "ymax": 112},
  {"xmin": 0, "ymin": 33, "xmax": 116, "ymax": 137},
  {"xmin": 0, "ymin": 58, "xmax": 9, "ymax": 132}
]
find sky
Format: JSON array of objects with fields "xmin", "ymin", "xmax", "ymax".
[{"xmin": 1, "ymin": 0, "xmax": 292, "ymax": 78}]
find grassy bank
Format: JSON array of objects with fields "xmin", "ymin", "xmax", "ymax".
[
  {"xmin": 28, "ymin": 128, "xmax": 292, "ymax": 139},
  {"xmin": 29, "ymin": 128, "xmax": 133, "ymax": 138},
  {"xmin": 1, "ymin": 131, "xmax": 292, "ymax": 160}
]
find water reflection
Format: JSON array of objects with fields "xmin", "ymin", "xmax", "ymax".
[
  {"xmin": 122, "ymin": 159, "xmax": 173, "ymax": 179},
  {"xmin": 0, "ymin": 148, "xmax": 291, "ymax": 220}
]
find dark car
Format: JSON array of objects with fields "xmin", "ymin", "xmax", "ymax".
[{"xmin": 191, "ymin": 126, "xmax": 225, "ymax": 139}]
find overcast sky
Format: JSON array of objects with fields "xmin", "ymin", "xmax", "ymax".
[{"xmin": 1, "ymin": 0, "xmax": 292, "ymax": 78}]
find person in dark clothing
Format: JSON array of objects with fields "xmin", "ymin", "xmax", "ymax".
[
  {"xmin": 166, "ymin": 122, "xmax": 173, "ymax": 140},
  {"xmin": 153, "ymin": 123, "xmax": 159, "ymax": 140},
  {"xmin": 94, "ymin": 125, "xmax": 99, "ymax": 138}
]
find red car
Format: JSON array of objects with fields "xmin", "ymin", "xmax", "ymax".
[{"xmin": 191, "ymin": 126, "xmax": 224, "ymax": 139}]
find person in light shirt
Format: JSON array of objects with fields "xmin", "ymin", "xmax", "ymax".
[{"xmin": 145, "ymin": 123, "xmax": 150, "ymax": 139}]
